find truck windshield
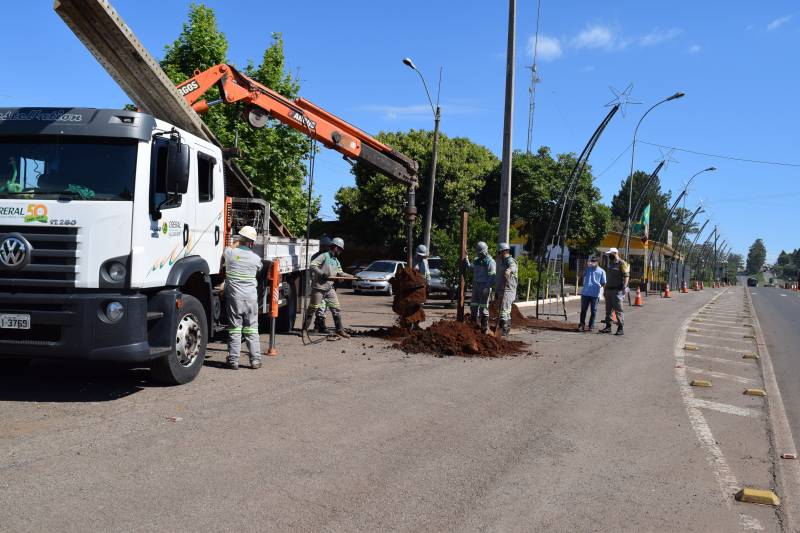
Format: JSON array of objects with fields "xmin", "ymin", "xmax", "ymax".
[{"xmin": 0, "ymin": 137, "xmax": 137, "ymax": 200}]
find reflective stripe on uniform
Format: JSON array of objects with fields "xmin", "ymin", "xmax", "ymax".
[
  {"xmin": 227, "ymin": 327, "xmax": 242, "ymax": 333},
  {"xmin": 242, "ymin": 327, "xmax": 259, "ymax": 334}
]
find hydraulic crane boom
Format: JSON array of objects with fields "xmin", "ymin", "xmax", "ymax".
[{"xmin": 178, "ymin": 64, "xmax": 418, "ymax": 187}]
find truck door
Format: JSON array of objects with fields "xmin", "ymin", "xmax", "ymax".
[
  {"xmin": 143, "ymin": 137, "xmax": 196, "ymax": 286},
  {"xmin": 192, "ymin": 150, "xmax": 224, "ymax": 269}
]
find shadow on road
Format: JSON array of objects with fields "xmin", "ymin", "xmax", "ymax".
[{"xmin": 0, "ymin": 359, "xmax": 151, "ymax": 403}]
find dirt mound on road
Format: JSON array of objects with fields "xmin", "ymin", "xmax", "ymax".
[
  {"xmin": 390, "ymin": 266, "xmax": 426, "ymax": 326},
  {"xmin": 371, "ymin": 320, "xmax": 527, "ymax": 357},
  {"xmin": 492, "ymin": 302, "xmax": 579, "ymax": 332}
]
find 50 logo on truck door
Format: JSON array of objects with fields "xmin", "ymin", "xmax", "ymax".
[
  {"xmin": 177, "ymin": 80, "xmax": 200, "ymax": 97},
  {"xmin": 23, "ymin": 204, "xmax": 47, "ymax": 224}
]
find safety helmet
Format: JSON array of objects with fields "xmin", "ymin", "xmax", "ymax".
[
  {"xmin": 331, "ymin": 237, "xmax": 345, "ymax": 250},
  {"xmin": 238, "ymin": 226, "xmax": 258, "ymax": 242},
  {"xmin": 319, "ymin": 235, "xmax": 332, "ymax": 247},
  {"xmin": 498, "ymin": 242, "xmax": 511, "ymax": 253},
  {"xmin": 415, "ymin": 244, "xmax": 428, "ymax": 256},
  {"xmin": 476, "ymin": 241, "xmax": 489, "ymax": 255}
]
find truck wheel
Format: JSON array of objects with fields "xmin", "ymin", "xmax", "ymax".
[
  {"xmin": 274, "ymin": 280, "xmax": 297, "ymax": 333},
  {"xmin": 151, "ymin": 294, "xmax": 207, "ymax": 385}
]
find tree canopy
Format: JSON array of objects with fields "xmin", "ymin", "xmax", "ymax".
[
  {"xmin": 746, "ymin": 238, "xmax": 767, "ymax": 274},
  {"xmin": 160, "ymin": 3, "xmax": 317, "ymax": 234},
  {"xmin": 335, "ymin": 129, "xmax": 498, "ymax": 254}
]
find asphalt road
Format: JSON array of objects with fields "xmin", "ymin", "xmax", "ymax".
[
  {"xmin": 749, "ymin": 284, "xmax": 800, "ymax": 446},
  {"xmin": 0, "ymin": 289, "xmax": 782, "ymax": 532}
]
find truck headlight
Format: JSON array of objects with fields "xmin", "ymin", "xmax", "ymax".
[
  {"xmin": 105, "ymin": 301, "xmax": 125, "ymax": 323},
  {"xmin": 108, "ymin": 262, "xmax": 127, "ymax": 282}
]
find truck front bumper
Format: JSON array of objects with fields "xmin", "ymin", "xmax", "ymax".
[{"xmin": 0, "ymin": 291, "xmax": 152, "ymax": 362}]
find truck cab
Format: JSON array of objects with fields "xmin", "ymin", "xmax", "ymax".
[{"xmin": 0, "ymin": 107, "xmax": 227, "ymax": 383}]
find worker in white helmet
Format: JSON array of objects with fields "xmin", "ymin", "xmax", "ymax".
[
  {"xmin": 311, "ymin": 235, "xmax": 333, "ymax": 333},
  {"xmin": 223, "ymin": 226, "xmax": 263, "ymax": 369},
  {"xmin": 495, "ymin": 242, "xmax": 518, "ymax": 336},
  {"xmin": 303, "ymin": 237, "xmax": 349, "ymax": 340},
  {"xmin": 413, "ymin": 244, "xmax": 430, "ymax": 286},
  {"xmin": 462, "ymin": 241, "xmax": 496, "ymax": 334}
]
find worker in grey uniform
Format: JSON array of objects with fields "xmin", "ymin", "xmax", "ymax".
[
  {"xmin": 463, "ymin": 241, "xmax": 496, "ymax": 334},
  {"xmin": 303, "ymin": 237, "xmax": 350, "ymax": 340},
  {"xmin": 310, "ymin": 235, "xmax": 332, "ymax": 333},
  {"xmin": 413, "ymin": 244, "xmax": 430, "ymax": 288},
  {"xmin": 496, "ymin": 242, "xmax": 518, "ymax": 336},
  {"xmin": 223, "ymin": 226, "xmax": 263, "ymax": 370}
]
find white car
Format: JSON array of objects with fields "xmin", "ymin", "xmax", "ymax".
[{"xmin": 353, "ymin": 260, "xmax": 406, "ymax": 295}]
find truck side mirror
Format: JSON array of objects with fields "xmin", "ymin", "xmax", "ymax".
[{"xmin": 166, "ymin": 141, "xmax": 190, "ymax": 194}]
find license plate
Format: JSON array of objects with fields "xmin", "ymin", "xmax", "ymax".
[{"xmin": 0, "ymin": 314, "xmax": 30, "ymax": 329}]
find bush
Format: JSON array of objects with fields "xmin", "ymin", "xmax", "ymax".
[{"xmin": 516, "ymin": 256, "xmax": 539, "ymax": 300}]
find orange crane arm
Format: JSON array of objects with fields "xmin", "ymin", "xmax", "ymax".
[{"xmin": 176, "ymin": 64, "xmax": 418, "ymax": 187}]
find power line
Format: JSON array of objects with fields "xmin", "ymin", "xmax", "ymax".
[
  {"xmin": 639, "ymin": 140, "xmax": 800, "ymax": 168},
  {"xmin": 596, "ymin": 141, "xmax": 632, "ymax": 177}
]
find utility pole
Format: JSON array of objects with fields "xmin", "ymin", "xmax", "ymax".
[
  {"xmin": 499, "ymin": 0, "xmax": 516, "ymax": 244},
  {"xmin": 713, "ymin": 225, "xmax": 718, "ymax": 283}
]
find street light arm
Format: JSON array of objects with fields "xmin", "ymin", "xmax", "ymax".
[{"xmin": 414, "ymin": 69, "xmax": 436, "ymax": 116}]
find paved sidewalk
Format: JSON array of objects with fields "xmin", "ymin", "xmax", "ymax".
[{"xmin": 0, "ymin": 287, "xmax": 783, "ymax": 532}]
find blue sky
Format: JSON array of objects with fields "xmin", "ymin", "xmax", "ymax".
[{"xmin": 2, "ymin": 1, "xmax": 798, "ymax": 261}]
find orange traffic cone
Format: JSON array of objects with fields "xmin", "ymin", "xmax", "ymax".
[
  {"xmin": 681, "ymin": 281, "xmax": 689, "ymax": 294},
  {"xmin": 634, "ymin": 287, "xmax": 643, "ymax": 306},
  {"xmin": 664, "ymin": 285, "xmax": 672, "ymax": 298},
  {"xmin": 700, "ymin": 281, "xmax": 704, "ymax": 290}
]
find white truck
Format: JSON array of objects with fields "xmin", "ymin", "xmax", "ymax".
[{"xmin": 0, "ymin": 107, "xmax": 317, "ymax": 384}]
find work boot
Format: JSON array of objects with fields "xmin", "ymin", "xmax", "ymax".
[
  {"xmin": 577, "ymin": 324, "xmax": 586, "ymax": 332},
  {"xmin": 500, "ymin": 319, "xmax": 511, "ymax": 337},
  {"xmin": 599, "ymin": 324, "xmax": 612, "ymax": 334},
  {"xmin": 333, "ymin": 316, "xmax": 351, "ymax": 338},
  {"xmin": 251, "ymin": 359, "xmax": 262, "ymax": 370},
  {"xmin": 226, "ymin": 360, "xmax": 239, "ymax": 370},
  {"xmin": 615, "ymin": 326, "xmax": 624, "ymax": 336},
  {"xmin": 480, "ymin": 315, "xmax": 489, "ymax": 335},
  {"xmin": 315, "ymin": 317, "xmax": 328, "ymax": 334}
]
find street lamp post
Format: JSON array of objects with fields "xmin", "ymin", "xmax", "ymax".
[
  {"xmin": 403, "ymin": 57, "xmax": 441, "ymax": 252},
  {"xmin": 623, "ymin": 91, "xmax": 685, "ymax": 262}
]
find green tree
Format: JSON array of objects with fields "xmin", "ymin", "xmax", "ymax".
[
  {"xmin": 480, "ymin": 148, "xmax": 610, "ymax": 253},
  {"xmin": 726, "ymin": 252, "xmax": 743, "ymax": 279},
  {"xmin": 335, "ymin": 130, "xmax": 498, "ymax": 254},
  {"xmin": 746, "ymin": 238, "xmax": 767, "ymax": 274},
  {"xmin": 160, "ymin": 4, "xmax": 317, "ymax": 234},
  {"xmin": 610, "ymin": 170, "xmax": 677, "ymax": 240}
]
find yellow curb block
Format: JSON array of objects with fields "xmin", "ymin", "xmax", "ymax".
[
  {"xmin": 684, "ymin": 345, "xmax": 699, "ymax": 351},
  {"xmin": 743, "ymin": 353, "xmax": 760, "ymax": 360},
  {"xmin": 691, "ymin": 380, "xmax": 712, "ymax": 387},
  {"xmin": 743, "ymin": 335, "xmax": 755, "ymax": 339},
  {"xmin": 744, "ymin": 388, "xmax": 767, "ymax": 397},
  {"xmin": 687, "ymin": 327, "xmax": 700, "ymax": 333},
  {"xmin": 735, "ymin": 488, "xmax": 780, "ymax": 506}
]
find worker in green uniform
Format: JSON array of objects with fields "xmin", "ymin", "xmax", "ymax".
[{"xmin": 303, "ymin": 237, "xmax": 349, "ymax": 341}]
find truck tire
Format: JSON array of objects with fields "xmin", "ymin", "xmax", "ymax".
[
  {"xmin": 274, "ymin": 280, "xmax": 297, "ymax": 333},
  {"xmin": 151, "ymin": 294, "xmax": 207, "ymax": 385}
]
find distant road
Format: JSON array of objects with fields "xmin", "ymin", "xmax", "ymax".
[{"xmin": 750, "ymin": 285, "xmax": 800, "ymax": 443}]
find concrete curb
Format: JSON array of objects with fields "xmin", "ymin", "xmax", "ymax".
[{"xmin": 747, "ymin": 286, "xmax": 800, "ymax": 531}]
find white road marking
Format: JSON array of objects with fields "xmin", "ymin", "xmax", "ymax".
[
  {"xmin": 688, "ymin": 332, "xmax": 754, "ymax": 343},
  {"xmin": 688, "ymin": 398, "xmax": 761, "ymax": 418},
  {"xmin": 781, "ymin": 294, "xmax": 787, "ymax": 297},
  {"xmin": 698, "ymin": 322, "xmax": 751, "ymax": 330},
  {"xmin": 674, "ymin": 289, "xmax": 764, "ymax": 531},
  {"xmin": 685, "ymin": 353, "xmax": 753, "ymax": 366},
  {"xmin": 685, "ymin": 366, "xmax": 755, "ymax": 385},
  {"xmin": 686, "ymin": 342, "xmax": 753, "ymax": 354}
]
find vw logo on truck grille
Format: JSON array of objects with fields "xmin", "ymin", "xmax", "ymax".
[{"xmin": 0, "ymin": 234, "xmax": 31, "ymax": 269}]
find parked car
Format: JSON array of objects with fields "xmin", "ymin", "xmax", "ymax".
[
  {"xmin": 340, "ymin": 261, "xmax": 371, "ymax": 288},
  {"xmin": 353, "ymin": 260, "xmax": 406, "ymax": 295},
  {"xmin": 427, "ymin": 256, "xmax": 452, "ymax": 298},
  {"xmin": 747, "ymin": 277, "xmax": 758, "ymax": 287}
]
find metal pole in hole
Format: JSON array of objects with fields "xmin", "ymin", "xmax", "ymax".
[{"xmin": 457, "ymin": 210, "xmax": 468, "ymax": 321}]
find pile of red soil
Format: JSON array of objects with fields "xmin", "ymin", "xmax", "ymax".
[
  {"xmin": 390, "ymin": 266, "xmax": 427, "ymax": 326},
  {"xmin": 372, "ymin": 320, "xmax": 527, "ymax": 357}
]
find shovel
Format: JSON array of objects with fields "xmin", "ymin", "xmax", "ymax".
[{"xmin": 486, "ymin": 288, "xmax": 498, "ymax": 337}]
